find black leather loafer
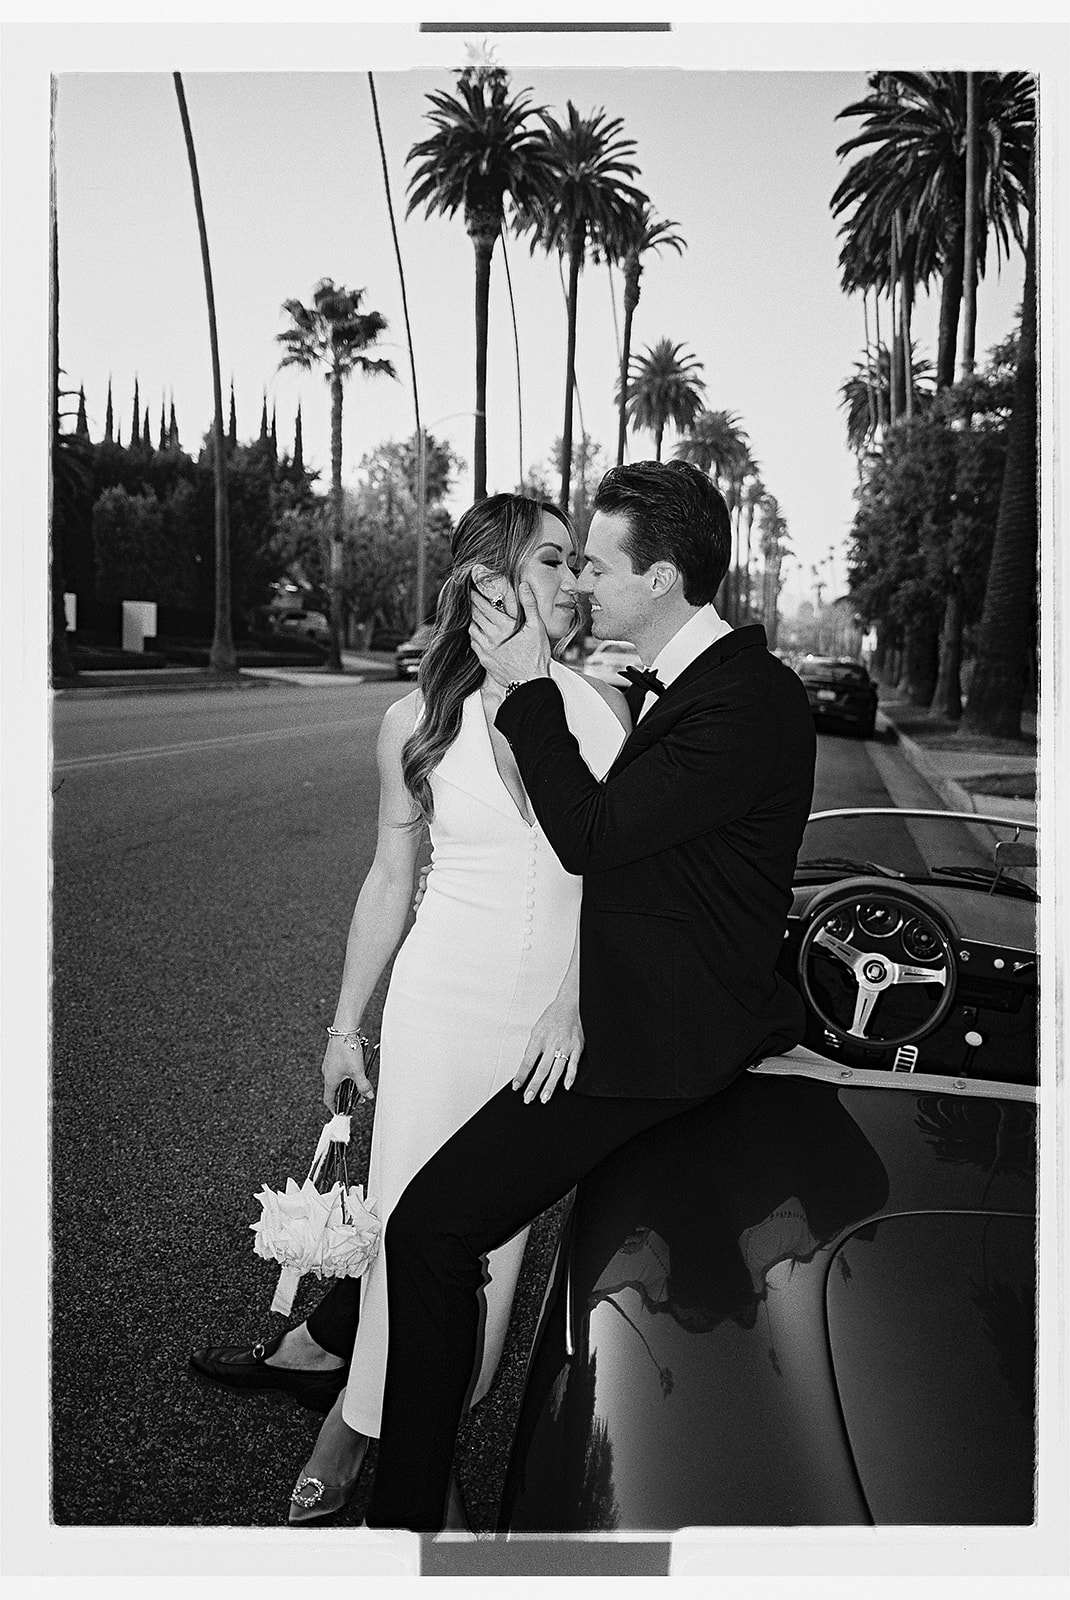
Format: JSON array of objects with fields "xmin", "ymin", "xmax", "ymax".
[{"xmin": 188, "ymin": 1334, "xmax": 347, "ymax": 1415}]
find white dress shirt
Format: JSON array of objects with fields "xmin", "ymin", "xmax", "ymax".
[{"xmin": 635, "ymin": 604, "xmax": 733, "ymax": 721}]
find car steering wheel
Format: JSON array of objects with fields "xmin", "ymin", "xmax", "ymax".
[{"xmin": 796, "ymin": 878, "xmax": 957, "ymax": 1052}]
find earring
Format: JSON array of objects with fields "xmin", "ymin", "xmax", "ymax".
[{"xmin": 491, "ymin": 596, "xmax": 506, "ymax": 612}]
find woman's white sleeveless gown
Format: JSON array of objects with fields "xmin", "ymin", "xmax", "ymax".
[{"xmin": 342, "ymin": 662, "xmax": 626, "ymax": 1436}]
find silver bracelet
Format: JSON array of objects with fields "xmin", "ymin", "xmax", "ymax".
[{"xmin": 326, "ymin": 1026, "xmax": 373, "ymax": 1052}]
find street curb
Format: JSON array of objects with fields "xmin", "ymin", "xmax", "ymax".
[
  {"xmin": 877, "ymin": 710, "xmax": 1035, "ymax": 857},
  {"xmin": 51, "ymin": 666, "xmax": 397, "ymax": 699},
  {"xmin": 877, "ymin": 712, "xmax": 979, "ymax": 815},
  {"xmin": 51, "ymin": 673, "xmax": 270, "ymax": 700}
]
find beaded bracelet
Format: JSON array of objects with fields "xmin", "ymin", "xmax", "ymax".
[{"xmin": 326, "ymin": 1025, "xmax": 374, "ymax": 1053}]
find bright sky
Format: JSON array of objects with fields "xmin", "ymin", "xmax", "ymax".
[{"xmin": 52, "ymin": 41, "xmax": 1026, "ymax": 612}]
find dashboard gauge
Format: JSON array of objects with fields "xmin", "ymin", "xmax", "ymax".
[
  {"xmin": 856, "ymin": 900, "xmax": 903, "ymax": 938},
  {"xmin": 902, "ymin": 916, "xmax": 944, "ymax": 963}
]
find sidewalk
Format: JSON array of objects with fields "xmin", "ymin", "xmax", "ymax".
[
  {"xmin": 243, "ymin": 649, "xmax": 397, "ymax": 687},
  {"xmin": 876, "ymin": 695, "xmax": 1037, "ymax": 831},
  {"xmin": 52, "ymin": 650, "xmax": 398, "ymax": 697}
]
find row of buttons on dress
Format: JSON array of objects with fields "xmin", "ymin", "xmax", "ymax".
[{"xmin": 522, "ymin": 833, "xmax": 538, "ymax": 950}]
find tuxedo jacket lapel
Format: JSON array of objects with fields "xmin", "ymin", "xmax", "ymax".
[{"xmin": 605, "ymin": 625, "xmax": 768, "ymax": 780}]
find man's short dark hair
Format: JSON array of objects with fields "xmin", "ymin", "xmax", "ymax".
[{"xmin": 592, "ymin": 460, "xmax": 732, "ymax": 606}]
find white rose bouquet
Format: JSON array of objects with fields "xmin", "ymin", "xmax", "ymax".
[{"xmin": 250, "ymin": 1080, "xmax": 380, "ymax": 1315}]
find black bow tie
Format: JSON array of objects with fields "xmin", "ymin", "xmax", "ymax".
[{"xmin": 620, "ymin": 665, "xmax": 666, "ymax": 718}]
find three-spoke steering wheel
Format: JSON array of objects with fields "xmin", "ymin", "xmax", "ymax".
[{"xmin": 796, "ymin": 878, "xmax": 957, "ymax": 1053}]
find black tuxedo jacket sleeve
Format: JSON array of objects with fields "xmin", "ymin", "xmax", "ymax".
[{"xmin": 496, "ymin": 626, "xmax": 817, "ymax": 1098}]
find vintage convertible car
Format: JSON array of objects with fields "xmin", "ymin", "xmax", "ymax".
[{"xmin": 500, "ymin": 808, "xmax": 1038, "ymax": 1532}]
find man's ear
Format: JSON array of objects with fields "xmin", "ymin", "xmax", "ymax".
[{"xmin": 649, "ymin": 562, "xmax": 681, "ymax": 597}]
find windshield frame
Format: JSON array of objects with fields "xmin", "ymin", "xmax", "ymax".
[{"xmin": 799, "ymin": 809, "xmax": 1038, "ymax": 898}]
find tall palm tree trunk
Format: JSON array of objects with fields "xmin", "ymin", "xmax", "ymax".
[
  {"xmin": 862, "ymin": 289, "xmax": 878, "ymax": 441},
  {"xmin": 931, "ymin": 79, "xmax": 980, "ymax": 720},
  {"xmin": 742, "ymin": 503, "xmax": 755, "ymax": 621},
  {"xmin": 500, "ymin": 229, "xmax": 524, "ymax": 487},
  {"xmin": 369, "ymin": 70, "xmax": 426, "ymax": 627},
  {"xmin": 653, "ymin": 421, "xmax": 664, "ymax": 463},
  {"xmin": 930, "ymin": 580, "xmax": 965, "ymax": 720},
  {"xmin": 326, "ymin": 373, "xmax": 345, "ymax": 672},
  {"xmin": 897, "ymin": 618, "xmax": 939, "ymax": 706},
  {"xmin": 729, "ymin": 495, "xmax": 744, "ymax": 625},
  {"xmin": 899, "ymin": 224, "xmax": 915, "ymax": 421},
  {"xmin": 49, "ymin": 111, "xmax": 76, "ymax": 684},
  {"xmin": 936, "ymin": 215, "xmax": 966, "ymax": 389},
  {"xmin": 873, "ymin": 294, "xmax": 886, "ymax": 432},
  {"xmin": 962, "ymin": 180, "xmax": 1037, "ymax": 738},
  {"xmin": 472, "ymin": 232, "xmax": 493, "ymax": 500},
  {"xmin": 888, "ymin": 219, "xmax": 901, "ymax": 424},
  {"xmin": 961, "ymin": 71, "xmax": 979, "ymax": 380},
  {"xmin": 616, "ymin": 263, "xmax": 639, "ymax": 466},
  {"xmin": 173, "ymin": 72, "xmax": 236, "ymax": 675},
  {"xmin": 558, "ymin": 236, "xmax": 583, "ymax": 513}
]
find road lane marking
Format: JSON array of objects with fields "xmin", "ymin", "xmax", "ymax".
[{"xmin": 53, "ymin": 715, "xmax": 368, "ymax": 772}]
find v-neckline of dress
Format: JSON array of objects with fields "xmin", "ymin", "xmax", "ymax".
[{"xmin": 477, "ymin": 689, "xmax": 536, "ymax": 829}]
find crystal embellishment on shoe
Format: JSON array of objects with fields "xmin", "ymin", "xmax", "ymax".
[{"xmin": 291, "ymin": 1475, "xmax": 327, "ymax": 1509}]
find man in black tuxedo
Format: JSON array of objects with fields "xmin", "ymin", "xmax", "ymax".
[{"xmin": 362, "ymin": 460, "xmax": 816, "ymax": 1530}]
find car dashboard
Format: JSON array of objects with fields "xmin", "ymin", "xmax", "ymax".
[{"xmin": 781, "ymin": 877, "xmax": 1037, "ymax": 1086}]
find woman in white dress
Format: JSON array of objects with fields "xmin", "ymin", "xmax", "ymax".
[{"xmin": 286, "ymin": 494, "xmax": 628, "ymax": 1523}]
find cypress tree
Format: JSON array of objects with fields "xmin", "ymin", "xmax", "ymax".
[
  {"xmin": 259, "ymin": 391, "xmax": 269, "ymax": 441},
  {"xmin": 104, "ymin": 379, "xmax": 114, "ymax": 443},
  {"xmin": 159, "ymin": 399, "xmax": 168, "ymax": 450},
  {"xmin": 228, "ymin": 380, "xmax": 237, "ymax": 449},
  {"xmin": 169, "ymin": 395, "xmax": 180, "ymax": 449},
  {"xmin": 142, "ymin": 411, "xmax": 152, "ymax": 452},
  {"xmin": 130, "ymin": 378, "xmax": 140, "ymax": 450},
  {"xmin": 293, "ymin": 403, "xmax": 304, "ymax": 475},
  {"xmin": 270, "ymin": 403, "xmax": 278, "ymax": 466},
  {"xmin": 76, "ymin": 385, "xmax": 89, "ymax": 436}
]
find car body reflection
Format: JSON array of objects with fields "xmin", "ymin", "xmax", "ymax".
[{"xmin": 501, "ymin": 1063, "xmax": 1035, "ymax": 1531}]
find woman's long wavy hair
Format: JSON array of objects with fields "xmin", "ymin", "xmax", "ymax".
[{"xmin": 401, "ymin": 493, "xmax": 576, "ymax": 822}]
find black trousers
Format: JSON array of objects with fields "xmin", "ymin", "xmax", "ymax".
[
  {"xmin": 363, "ymin": 1079, "xmax": 710, "ymax": 1532},
  {"xmin": 305, "ymin": 1271, "xmax": 360, "ymax": 1360}
]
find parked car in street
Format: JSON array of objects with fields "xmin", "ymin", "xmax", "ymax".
[
  {"xmin": 269, "ymin": 608, "xmax": 330, "ymax": 644},
  {"xmin": 501, "ymin": 808, "xmax": 1038, "ymax": 1532},
  {"xmin": 395, "ymin": 622, "xmax": 433, "ymax": 680},
  {"xmin": 583, "ymin": 639, "xmax": 644, "ymax": 686},
  {"xmin": 796, "ymin": 656, "xmax": 878, "ymax": 738}
]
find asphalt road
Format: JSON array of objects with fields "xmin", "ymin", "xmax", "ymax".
[{"xmin": 49, "ymin": 679, "xmax": 948, "ymax": 1532}]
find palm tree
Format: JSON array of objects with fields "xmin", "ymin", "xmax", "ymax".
[
  {"xmin": 675, "ymin": 411, "xmax": 754, "ymax": 622},
  {"xmin": 173, "ymin": 72, "xmax": 236, "ymax": 675},
  {"xmin": 757, "ymin": 494, "xmax": 790, "ymax": 647},
  {"xmin": 723, "ymin": 453, "xmax": 761, "ymax": 626},
  {"xmin": 277, "ymin": 280, "xmax": 396, "ymax": 671},
  {"xmin": 962, "ymin": 167, "xmax": 1037, "ymax": 739},
  {"xmin": 406, "ymin": 58, "xmax": 555, "ymax": 500},
  {"xmin": 613, "ymin": 205, "xmax": 686, "ymax": 465},
  {"xmin": 620, "ymin": 338, "xmax": 706, "ymax": 463},
  {"xmin": 516, "ymin": 103, "xmax": 647, "ymax": 511},
  {"xmin": 833, "ymin": 72, "xmax": 1034, "ymax": 392},
  {"xmin": 675, "ymin": 408, "xmax": 750, "ymax": 487},
  {"xmin": 841, "ymin": 342, "xmax": 933, "ymax": 460},
  {"xmin": 739, "ymin": 475, "xmax": 767, "ymax": 623}
]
